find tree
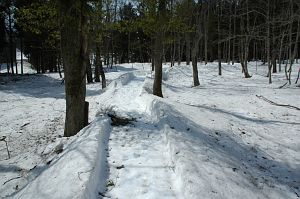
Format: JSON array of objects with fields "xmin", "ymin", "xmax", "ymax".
[
  {"xmin": 152, "ymin": 0, "xmax": 167, "ymax": 97},
  {"xmin": 60, "ymin": 0, "xmax": 89, "ymax": 137},
  {"xmin": 15, "ymin": 0, "xmax": 60, "ymax": 74}
]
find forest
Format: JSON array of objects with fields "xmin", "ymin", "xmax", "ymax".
[
  {"xmin": 0, "ymin": 0, "xmax": 300, "ymax": 199},
  {"xmin": 2, "ymin": 0, "xmax": 300, "ymax": 81}
]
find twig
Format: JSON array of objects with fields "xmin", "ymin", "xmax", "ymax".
[
  {"xmin": 278, "ymin": 82, "xmax": 288, "ymax": 89},
  {"xmin": 256, "ymin": 95, "xmax": 300, "ymax": 111},
  {"xmin": 0, "ymin": 136, "xmax": 10, "ymax": 159},
  {"xmin": 3, "ymin": 176, "xmax": 21, "ymax": 185},
  {"xmin": 295, "ymin": 67, "xmax": 300, "ymax": 84},
  {"xmin": 77, "ymin": 167, "xmax": 94, "ymax": 181}
]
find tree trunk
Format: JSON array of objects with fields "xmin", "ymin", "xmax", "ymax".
[
  {"xmin": 86, "ymin": 56, "xmax": 93, "ymax": 83},
  {"xmin": 60, "ymin": 0, "xmax": 88, "ymax": 137},
  {"xmin": 153, "ymin": 0, "xmax": 167, "ymax": 97},
  {"xmin": 41, "ymin": 51, "xmax": 45, "ymax": 73},
  {"xmin": 94, "ymin": 46, "xmax": 100, "ymax": 82},
  {"xmin": 227, "ymin": 4, "xmax": 232, "ymax": 65},
  {"xmin": 185, "ymin": 34, "xmax": 190, "ymax": 65},
  {"xmin": 295, "ymin": 67, "xmax": 300, "ymax": 84},
  {"xmin": 177, "ymin": 36, "xmax": 181, "ymax": 65},
  {"xmin": 171, "ymin": 33, "xmax": 175, "ymax": 67},
  {"xmin": 20, "ymin": 36, "xmax": 24, "ymax": 74},
  {"xmin": 287, "ymin": 0, "xmax": 293, "ymax": 84},
  {"xmin": 15, "ymin": 43, "xmax": 18, "ymax": 74},
  {"xmin": 153, "ymin": 32, "xmax": 163, "ymax": 98},
  {"xmin": 95, "ymin": 44, "xmax": 106, "ymax": 89},
  {"xmin": 204, "ymin": 7, "xmax": 209, "ymax": 65},
  {"xmin": 58, "ymin": 52, "xmax": 62, "ymax": 78},
  {"xmin": 8, "ymin": 8, "xmax": 14, "ymax": 74},
  {"xmin": 217, "ymin": 2, "xmax": 222, "ymax": 76},
  {"xmin": 278, "ymin": 32, "xmax": 285, "ymax": 72},
  {"xmin": 99, "ymin": 59, "xmax": 106, "ymax": 89},
  {"xmin": 192, "ymin": 48, "xmax": 200, "ymax": 86},
  {"xmin": 267, "ymin": 1, "xmax": 271, "ymax": 83},
  {"xmin": 232, "ymin": 3, "xmax": 236, "ymax": 65}
]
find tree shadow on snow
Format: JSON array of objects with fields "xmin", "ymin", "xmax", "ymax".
[
  {"xmin": 160, "ymin": 105, "xmax": 300, "ymax": 197},
  {"xmin": 104, "ymin": 65, "xmax": 138, "ymax": 73},
  {"xmin": 2, "ymin": 118, "xmax": 110, "ymax": 198},
  {"xmin": 113, "ymin": 101, "xmax": 299, "ymax": 198},
  {"xmin": 0, "ymin": 74, "xmax": 102, "ymax": 99}
]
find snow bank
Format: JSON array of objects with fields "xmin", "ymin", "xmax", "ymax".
[{"xmin": 14, "ymin": 116, "xmax": 111, "ymax": 199}]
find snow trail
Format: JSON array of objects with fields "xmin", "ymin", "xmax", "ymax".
[
  {"xmin": 100, "ymin": 73, "xmax": 180, "ymax": 198},
  {"xmin": 101, "ymin": 64, "xmax": 299, "ymax": 199}
]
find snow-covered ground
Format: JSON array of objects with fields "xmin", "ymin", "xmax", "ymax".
[{"xmin": 0, "ymin": 61, "xmax": 299, "ymax": 199}]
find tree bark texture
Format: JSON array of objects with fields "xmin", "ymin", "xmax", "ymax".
[{"xmin": 60, "ymin": 0, "xmax": 88, "ymax": 137}]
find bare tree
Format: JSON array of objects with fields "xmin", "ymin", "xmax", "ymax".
[{"xmin": 60, "ymin": 1, "xmax": 89, "ymax": 137}]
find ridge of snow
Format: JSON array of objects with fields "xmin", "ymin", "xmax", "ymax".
[
  {"xmin": 14, "ymin": 116, "xmax": 111, "ymax": 199},
  {"xmin": 100, "ymin": 64, "xmax": 300, "ymax": 199}
]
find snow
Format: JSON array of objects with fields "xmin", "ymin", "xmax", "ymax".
[
  {"xmin": 14, "ymin": 117, "xmax": 111, "ymax": 199},
  {"xmin": 0, "ymin": 61, "xmax": 299, "ymax": 199},
  {"xmin": 100, "ymin": 62, "xmax": 300, "ymax": 199}
]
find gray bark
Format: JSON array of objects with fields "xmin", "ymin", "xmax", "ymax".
[{"xmin": 60, "ymin": 1, "xmax": 88, "ymax": 137}]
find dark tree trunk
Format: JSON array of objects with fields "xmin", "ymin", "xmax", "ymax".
[
  {"xmin": 95, "ymin": 44, "xmax": 106, "ymax": 89},
  {"xmin": 8, "ymin": 8, "xmax": 14, "ymax": 75},
  {"xmin": 177, "ymin": 36, "xmax": 181, "ymax": 65},
  {"xmin": 94, "ymin": 47, "xmax": 100, "ymax": 83},
  {"xmin": 58, "ymin": 53, "xmax": 62, "ymax": 78},
  {"xmin": 191, "ymin": 33, "xmax": 201, "ymax": 86},
  {"xmin": 278, "ymin": 32, "xmax": 285, "ymax": 72},
  {"xmin": 153, "ymin": 32, "xmax": 163, "ymax": 98},
  {"xmin": 218, "ymin": 11, "xmax": 222, "ymax": 76},
  {"xmin": 185, "ymin": 34, "xmax": 191, "ymax": 65},
  {"xmin": 94, "ymin": 63, "xmax": 100, "ymax": 82},
  {"xmin": 15, "ymin": 43, "xmax": 18, "ymax": 74},
  {"xmin": 86, "ymin": 57, "xmax": 93, "ymax": 83},
  {"xmin": 192, "ymin": 55, "xmax": 200, "ymax": 86},
  {"xmin": 41, "ymin": 51, "xmax": 45, "ymax": 73},
  {"xmin": 60, "ymin": 0, "xmax": 88, "ymax": 137}
]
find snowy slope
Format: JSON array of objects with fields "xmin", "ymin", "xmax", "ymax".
[
  {"xmin": 101, "ymin": 63, "xmax": 300, "ymax": 199},
  {"xmin": 1, "ymin": 61, "xmax": 299, "ymax": 199}
]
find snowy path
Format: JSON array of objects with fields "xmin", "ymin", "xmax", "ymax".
[
  {"xmin": 101, "ymin": 74, "xmax": 180, "ymax": 198},
  {"xmin": 100, "ymin": 64, "xmax": 300, "ymax": 199}
]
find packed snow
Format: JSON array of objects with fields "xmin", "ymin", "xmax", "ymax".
[{"xmin": 0, "ymin": 61, "xmax": 299, "ymax": 199}]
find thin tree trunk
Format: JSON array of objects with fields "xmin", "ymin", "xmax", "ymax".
[
  {"xmin": 232, "ymin": 3, "xmax": 236, "ymax": 65},
  {"xmin": 15, "ymin": 44, "xmax": 18, "ymax": 74},
  {"xmin": 272, "ymin": 30, "xmax": 277, "ymax": 73},
  {"xmin": 278, "ymin": 32, "xmax": 285, "ymax": 72},
  {"xmin": 288, "ymin": 0, "xmax": 293, "ymax": 84},
  {"xmin": 153, "ymin": 32, "xmax": 163, "ymax": 97},
  {"xmin": 41, "ymin": 51, "xmax": 45, "ymax": 73},
  {"xmin": 204, "ymin": 7, "xmax": 209, "ymax": 65},
  {"xmin": 128, "ymin": 32, "xmax": 131, "ymax": 63},
  {"xmin": 227, "ymin": 4, "xmax": 232, "ymax": 65},
  {"xmin": 99, "ymin": 58, "xmax": 106, "ymax": 89},
  {"xmin": 185, "ymin": 34, "xmax": 191, "ymax": 65},
  {"xmin": 177, "ymin": 36, "xmax": 181, "ymax": 65},
  {"xmin": 86, "ymin": 56, "xmax": 93, "ymax": 83},
  {"xmin": 217, "ymin": 1, "xmax": 222, "ymax": 76},
  {"xmin": 191, "ymin": 39, "xmax": 200, "ymax": 86},
  {"xmin": 94, "ymin": 46, "xmax": 100, "ymax": 82},
  {"xmin": 58, "ymin": 52, "xmax": 62, "ymax": 78},
  {"xmin": 8, "ymin": 8, "xmax": 14, "ymax": 74},
  {"xmin": 267, "ymin": 0, "xmax": 272, "ymax": 83},
  {"xmin": 295, "ymin": 67, "xmax": 300, "ymax": 84}
]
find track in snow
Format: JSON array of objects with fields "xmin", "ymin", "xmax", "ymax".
[{"xmin": 102, "ymin": 74, "xmax": 180, "ymax": 199}]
